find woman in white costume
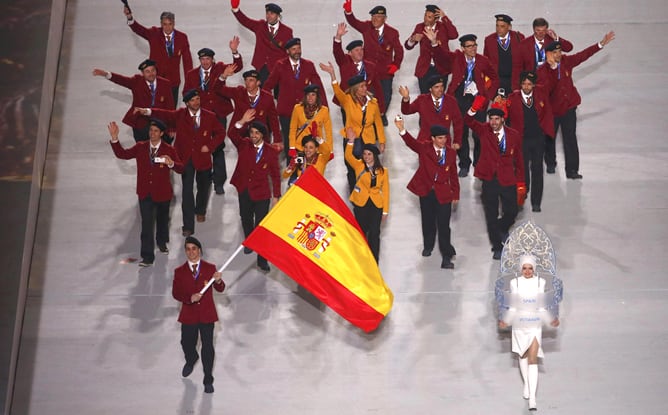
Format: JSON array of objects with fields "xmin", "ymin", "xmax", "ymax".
[{"xmin": 499, "ymin": 254, "xmax": 559, "ymax": 411}]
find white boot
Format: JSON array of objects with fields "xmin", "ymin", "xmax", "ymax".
[
  {"xmin": 528, "ymin": 364, "xmax": 538, "ymax": 410},
  {"xmin": 519, "ymin": 357, "xmax": 529, "ymax": 399}
]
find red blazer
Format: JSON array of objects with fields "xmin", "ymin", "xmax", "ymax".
[
  {"xmin": 536, "ymin": 43, "xmax": 602, "ymax": 117},
  {"xmin": 172, "ymin": 260, "xmax": 225, "ymax": 325},
  {"xmin": 232, "ymin": 9, "xmax": 294, "ymax": 70},
  {"xmin": 150, "ymin": 108, "xmax": 225, "ymax": 170},
  {"xmin": 183, "ymin": 57, "xmax": 243, "ymax": 119},
  {"xmin": 111, "ymin": 140, "xmax": 184, "ymax": 202},
  {"xmin": 345, "ymin": 12, "xmax": 404, "ymax": 80},
  {"xmin": 129, "ymin": 21, "xmax": 193, "ymax": 87},
  {"xmin": 332, "ymin": 39, "xmax": 386, "ymax": 113},
  {"xmin": 400, "ymin": 130, "xmax": 459, "ymax": 203},
  {"xmin": 483, "ymin": 30, "xmax": 525, "ymax": 90},
  {"xmin": 465, "ymin": 116, "xmax": 524, "ymax": 186},
  {"xmin": 109, "ymin": 73, "xmax": 174, "ymax": 129},
  {"xmin": 404, "ymin": 19, "xmax": 458, "ymax": 77},
  {"xmin": 518, "ymin": 34, "xmax": 574, "ymax": 73},
  {"xmin": 263, "ymin": 57, "xmax": 328, "ymax": 117},
  {"xmin": 217, "ymin": 84, "xmax": 281, "ymax": 144},
  {"xmin": 506, "ymin": 86, "xmax": 555, "ymax": 139},
  {"xmin": 445, "ymin": 51, "xmax": 499, "ymax": 100},
  {"xmin": 228, "ymin": 124, "xmax": 281, "ymax": 201},
  {"xmin": 401, "ymin": 93, "xmax": 463, "ymax": 146}
]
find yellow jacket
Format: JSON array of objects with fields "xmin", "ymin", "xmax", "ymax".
[
  {"xmin": 288, "ymin": 104, "xmax": 334, "ymax": 152},
  {"xmin": 332, "ymin": 82, "xmax": 386, "ymax": 145},
  {"xmin": 344, "ymin": 143, "xmax": 389, "ymax": 214}
]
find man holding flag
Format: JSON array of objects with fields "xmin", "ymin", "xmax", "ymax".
[{"xmin": 172, "ymin": 236, "xmax": 225, "ymax": 394}]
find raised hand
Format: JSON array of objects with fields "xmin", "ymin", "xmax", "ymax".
[
  {"xmin": 335, "ymin": 22, "xmax": 348, "ymax": 40},
  {"xmin": 107, "ymin": 121, "xmax": 120, "ymax": 140},
  {"xmin": 92, "ymin": 68, "xmax": 108, "ymax": 77},
  {"xmin": 600, "ymin": 31, "xmax": 615, "ymax": 46},
  {"xmin": 231, "ymin": 0, "xmax": 241, "ymax": 10},
  {"xmin": 343, "ymin": 0, "xmax": 352, "ymax": 14},
  {"xmin": 229, "ymin": 35, "xmax": 240, "ymax": 53}
]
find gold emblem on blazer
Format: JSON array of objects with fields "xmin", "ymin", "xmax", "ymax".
[
  {"xmin": 259, "ymin": 110, "xmax": 265, "ymax": 116},
  {"xmin": 540, "ymin": 101, "xmax": 545, "ymax": 107},
  {"xmin": 445, "ymin": 166, "xmax": 450, "ymax": 171},
  {"xmin": 565, "ymin": 70, "xmax": 570, "ymax": 77},
  {"xmin": 160, "ymin": 96, "xmax": 165, "ymax": 102},
  {"xmin": 445, "ymin": 115, "xmax": 450, "ymax": 121},
  {"xmin": 203, "ymin": 130, "xmax": 209, "ymax": 137}
]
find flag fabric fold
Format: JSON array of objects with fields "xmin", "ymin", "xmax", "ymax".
[{"xmin": 243, "ymin": 168, "xmax": 393, "ymax": 332}]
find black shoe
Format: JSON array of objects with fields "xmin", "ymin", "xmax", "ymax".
[
  {"xmin": 546, "ymin": 166, "xmax": 556, "ymax": 174},
  {"xmin": 421, "ymin": 249, "xmax": 432, "ymax": 257},
  {"xmin": 138, "ymin": 260, "xmax": 153, "ymax": 267},
  {"xmin": 182, "ymin": 363, "xmax": 194, "ymax": 378},
  {"xmin": 532, "ymin": 205, "xmax": 541, "ymax": 212},
  {"xmin": 158, "ymin": 244, "xmax": 169, "ymax": 254},
  {"xmin": 566, "ymin": 172, "xmax": 583, "ymax": 179},
  {"xmin": 381, "ymin": 114, "xmax": 388, "ymax": 126},
  {"xmin": 204, "ymin": 384, "xmax": 214, "ymax": 394},
  {"xmin": 243, "ymin": 247, "xmax": 253, "ymax": 254},
  {"xmin": 441, "ymin": 258, "xmax": 454, "ymax": 269},
  {"xmin": 214, "ymin": 186, "xmax": 225, "ymax": 195},
  {"xmin": 258, "ymin": 262, "xmax": 270, "ymax": 273},
  {"xmin": 492, "ymin": 250, "xmax": 502, "ymax": 260},
  {"xmin": 458, "ymin": 167, "xmax": 469, "ymax": 178}
]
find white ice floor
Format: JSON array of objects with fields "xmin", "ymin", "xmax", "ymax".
[{"xmin": 10, "ymin": 1, "xmax": 668, "ymax": 414}]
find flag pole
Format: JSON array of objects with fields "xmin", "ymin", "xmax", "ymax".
[{"xmin": 199, "ymin": 244, "xmax": 245, "ymax": 295}]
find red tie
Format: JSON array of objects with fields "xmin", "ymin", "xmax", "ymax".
[
  {"xmin": 191, "ymin": 263, "xmax": 197, "ymax": 277},
  {"xmin": 269, "ymin": 26, "xmax": 276, "ymax": 36},
  {"xmin": 434, "ymin": 99, "xmax": 440, "ymax": 111},
  {"xmin": 204, "ymin": 70, "xmax": 210, "ymax": 84},
  {"xmin": 526, "ymin": 96, "xmax": 533, "ymax": 106},
  {"xmin": 293, "ymin": 64, "xmax": 298, "ymax": 74}
]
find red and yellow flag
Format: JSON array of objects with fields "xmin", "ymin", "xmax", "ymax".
[{"xmin": 243, "ymin": 168, "xmax": 393, "ymax": 332}]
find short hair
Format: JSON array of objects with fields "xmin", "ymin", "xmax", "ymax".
[
  {"xmin": 160, "ymin": 11, "xmax": 175, "ymax": 22},
  {"xmin": 532, "ymin": 17, "xmax": 549, "ymax": 28}
]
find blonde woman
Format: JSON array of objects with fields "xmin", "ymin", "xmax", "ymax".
[{"xmin": 319, "ymin": 61, "xmax": 386, "ymax": 192}]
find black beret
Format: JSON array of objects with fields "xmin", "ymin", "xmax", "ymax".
[
  {"xmin": 520, "ymin": 71, "xmax": 538, "ymax": 84},
  {"xmin": 425, "ymin": 5, "xmax": 439, "ymax": 13},
  {"xmin": 495, "ymin": 14, "xmax": 513, "ymax": 23},
  {"xmin": 430, "ymin": 124, "xmax": 449, "ymax": 137},
  {"xmin": 459, "ymin": 34, "xmax": 477, "ymax": 45},
  {"xmin": 487, "ymin": 108, "xmax": 505, "ymax": 118},
  {"xmin": 362, "ymin": 144, "xmax": 380, "ymax": 155},
  {"xmin": 545, "ymin": 41, "xmax": 562, "ymax": 52},
  {"xmin": 182, "ymin": 89, "xmax": 199, "ymax": 103},
  {"xmin": 369, "ymin": 5, "xmax": 386, "ymax": 15},
  {"xmin": 303, "ymin": 84, "xmax": 320, "ymax": 94},
  {"xmin": 427, "ymin": 75, "xmax": 444, "ymax": 89},
  {"xmin": 284, "ymin": 37, "xmax": 301, "ymax": 49},
  {"xmin": 250, "ymin": 121, "xmax": 268, "ymax": 136},
  {"xmin": 301, "ymin": 135, "xmax": 319, "ymax": 147},
  {"xmin": 265, "ymin": 3, "xmax": 282, "ymax": 14},
  {"xmin": 138, "ymin": 59, "xmax": 156, "ymax": 71},
  {"xmin": 347, "ymin": 74, "xmax": 366, "ymax": 88},
  {"xmin": 242, "ymin": 69, "xmax": 260, "ymax": 79},
  {"xmin": 197, "ymin": 48, "xmax": 215, "ymax": 58},
  {"xmin": 184, "ymin": 236, "xmax": 202, "ymax": 250},
  {"xmin": 148, "ymin": 118, "xmax": 167, "ymax": 132},
  {"xmin": 346, "ymin": 40, "xmax": 364, "ymax": 51}
]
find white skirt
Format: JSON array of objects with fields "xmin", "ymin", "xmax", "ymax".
[{"xmin": 512, "ymin": 326, "xmax": 544, "ymax": 358}]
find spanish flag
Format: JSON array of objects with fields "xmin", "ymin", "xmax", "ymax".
[{"xmin": 243, "ymin": 168, "xmax": 393, "ymax": 332}]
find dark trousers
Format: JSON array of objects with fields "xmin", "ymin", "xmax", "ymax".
[
  {"xmin": 380, "ymin": 78, "xmax": 393, "ymax": 114},
  {"xmin": 418, "ymin": 66, "xmax": 449, "ymax": 94},
  {"xmin": 238, "ymin": 190, "xmax": 270, "ymax": 267},
  {"xmin": 181, "ymin": 160, "xmax": 212, "ymax": 233},
  {"xmin": 279, "ymin": 115, "xmax": 291, "ymax": 160},
  {"xmin": 258, "ymin": 65, "xmax": 279, "ymax": 98},
  {"xmin": 212, "ymin": 117, "xmax": 228, "ymax": 190},
  {"xmin": 180, "ymin": 322, "xmax": 215, "ymax": 385},
  {"xmin": 353, "ymin": 199, "xmax": 383, "ymax": 263},
  {"xmin": 343, "ymin": 140, "xmax": 358, "ymax": 193},
  {"xmin": 171, "ymin": 86, "xmax": 179, "ymax": 109},
  {"xmin": 523, "ymin": 134, "xmax": 546, "ymax": 208},
  {"xmin": 138, "ymin": 196, "xmax": 170, "ymax": 263},
  {"xmin": 545, "ymin": 107, "xmax": 579, "ymax": 174},
  {"xmin": 419, "ymin": 190, "xmax": 455, "ymax": 259},
  {"xmin": 132, "ymin": 126, "xmax": 149, "ymax": 142},
  {"xmin": 481, "ymin": 177, "xmax": 518, "ymax": 252},
  {"xmin": 456, "ymin": 94, "xmax": 485, "ymax": 169}
]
